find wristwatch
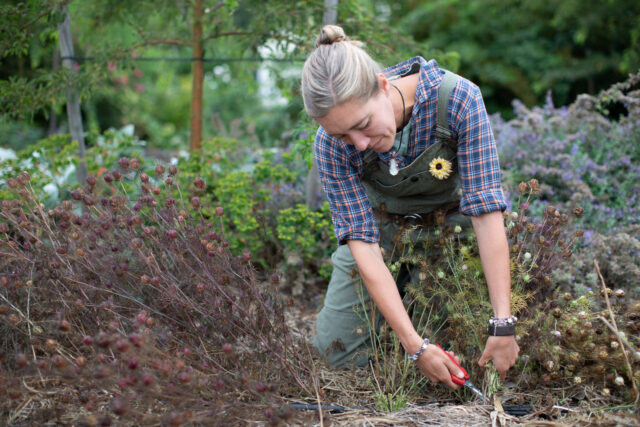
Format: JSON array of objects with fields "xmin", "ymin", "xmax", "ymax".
[{"xmin": 487, "ymin": 315, "xmax": 517, "ymax": 336}]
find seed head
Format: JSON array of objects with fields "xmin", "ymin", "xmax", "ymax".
[
  {"xmin": 215, "ymin": 206, "xmax": 224, "ymax": 216},
  {"xmin": 573, "ymin": 206, "xmax": 584, "ymax": 218},
  {"xmin": 142, "ymin": 372, "xmax": 155, "ymax": 386},
  {"xmin": 75, "ymin": 356, "xmax": 87, "ymax": 367},
  {"xmin": 190, "ymin": 196, "xmax": 201, "ymax": 209},
  {"xmin": 178, "ymin": 371, "xmax": 191, "ymax": 384},
  {"xmin": 116, "ymin": 339, "xmax": 130, "ymax": 353},
  {"xmin": 58, "ymin": 319, "xmax": 71, "ymax": 332},
  {"xmin": 128, "ymin": 333, "xmax": 143, "ymax": 347},
  {"xmin": 110, "ymin": 397, "xmax": 128, "ymax": 416},
  {"xmin": 155, "ymin": 165, "xmax": 165, "ymax": 175},
  {"xmin": 518, "ymin": 182, "xmax": 528, "ymax": 194},
  {"xmin": 194, "ymin": 177, "xmax": 206, "ymax": 189},
  {"xmin": 128, "ymin": 358, "xmax": 139, "ymax": 370},
  {"xmin": 15, "ymin": 353, "xmax": 28, "ymax": 369},
  {"xmin": 51, "ymin": 354, "xmax": 67, "ymax": 369}
]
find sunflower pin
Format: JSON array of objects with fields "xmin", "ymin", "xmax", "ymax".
[{"xmin": 429, "ymin": 157, "xmax": 452, "ymax": 180}]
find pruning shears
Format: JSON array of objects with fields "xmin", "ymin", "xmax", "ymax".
[{"xmin": 436, "ymin": 345, "xmax": 488, "ymax": 403}]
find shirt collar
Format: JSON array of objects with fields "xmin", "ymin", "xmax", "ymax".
[{"xmin": 382, "ymin": 56, "xmax": 443, "ymax": 107}]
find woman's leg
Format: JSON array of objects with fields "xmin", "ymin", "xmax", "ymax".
[{"xmin": 313, "ymin": 244, "xmax": 373, "ymax": 367}]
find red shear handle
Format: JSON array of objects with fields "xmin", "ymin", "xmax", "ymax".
[{"xmin": 436, "ymin": 344, "xmax": 469, "ymax": 386}]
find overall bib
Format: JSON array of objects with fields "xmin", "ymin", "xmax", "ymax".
[{"xmin": 313, "ymin": 71, "xmax": 472, "ymax": 366}]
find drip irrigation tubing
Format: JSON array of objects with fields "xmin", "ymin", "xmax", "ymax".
[{"xmin": 290, "ymin": 403, "xmax": 567, "ymax": 417}]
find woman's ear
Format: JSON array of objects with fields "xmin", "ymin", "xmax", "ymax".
[{"xmin": 377, "ymin": 73, "xmax": 391, "ymax": 96}]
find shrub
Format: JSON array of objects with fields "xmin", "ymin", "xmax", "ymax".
[
  {"xmin": 175, "ymin": 137, "xmax": 335, "ymax": 287},
  {"xmin": 367, "ymin": 180, "xmax": 639, "ymax": 404},
  {"xmin": 0, "ymin": 164, "xmax": 310, "ymax": 424},
  {"xmin": 494, "ymin": 71, "xmax": 640, "ymax": 236}
]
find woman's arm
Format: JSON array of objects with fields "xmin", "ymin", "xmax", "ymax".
[
  {"xmin": 471, "ymin": 211, "xmax": 520, "ymax": 380},
  {"xmin": 347, "ymin": 240, "xmax": 466, "ymax": 389}
]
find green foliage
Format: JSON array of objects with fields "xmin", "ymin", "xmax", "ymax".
[
  {"xmin": 0, "ymin": 126, "xmax": 146, "ymax": 207},
  {"xmin": 394, "ymin": 0, "xmax": 640, "ymax": 116},
  {"xmin": 173, "ymin": 136, "xmax": 335, "ymax": 280},
  {"xmin": 277, "ymin": 202, "xmax": 336, "ymax": 281},
  {"xmin": 374, "ymin": 390, "xmax": 408, "ymax": 412}
]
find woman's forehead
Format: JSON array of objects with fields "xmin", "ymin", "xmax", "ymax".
[{"xmin": 318, "ymin": 96, "xmax": 378, "ymax": 133}]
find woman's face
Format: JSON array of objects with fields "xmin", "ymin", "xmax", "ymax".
[{"xmin": 316, "ymin": 74, "xmax": 397, "ymax": 153}]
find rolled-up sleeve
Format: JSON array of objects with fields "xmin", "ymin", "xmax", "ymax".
[
  {"xmin": 452, "ymin": 80, "xmax": 507, "ymax": 216},
  {"xmin": 314, "ymin": 128, "xmax": 379, "ymax": 244}
]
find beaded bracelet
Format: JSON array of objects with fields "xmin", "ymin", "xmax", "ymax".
[
  {"xmin": 408, "ymin": 338, "xmax": 430, "ymax": 362},
  {"xmin": 488, "ymin": 315, "xmax": 518, "ymax": 326}
]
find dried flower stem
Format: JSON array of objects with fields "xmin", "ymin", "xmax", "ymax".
[
  {"xmin": 597, "ymin": 316, "xmax": 640, "ymax": 362},
  {"xmin": 594, "ymin": 260, "xmax": 639, "ymax": 410}
]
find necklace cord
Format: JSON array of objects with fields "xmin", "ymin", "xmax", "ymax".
[{"xmin": 391, "ymin": 83, "xmax": 406, "ymax": 159}]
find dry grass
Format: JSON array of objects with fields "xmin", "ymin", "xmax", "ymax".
[{"xmin": 286, "ymin": 307, "xmax": 640, "ymax": 427}]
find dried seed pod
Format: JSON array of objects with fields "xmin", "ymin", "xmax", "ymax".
[
  {"xmin": 518, "ymin": 182, "xmax": 528, "ymax": 194},
  {"xmin": 193, "ymin": 177, "xmax": 205, "ymax": 189},
  {"xmin": 110, "ymin": 397, "xmax": 128, "ymax": 416},
  {"xmin": 573, "ymin": 206, "xmax": 584, "ymax": 218},
  {"xmin": 51, "ymin": 354, "xmax": 67, "ymax": 369},
  {"xmin": 75, "ymin": 356, "xmax": 87, "ymax": 368},
  {"xmin": 177, "ymin": 371, "xmax": 191, "ymax": 384}
]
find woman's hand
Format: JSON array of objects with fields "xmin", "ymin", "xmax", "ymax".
[
  {"xmin": 478, "ymin": 336, "xmax": 520, "ymax": 381},
  {"xmin": 415, "ymin": 344, "xmax": 465, "ymax": 390}
]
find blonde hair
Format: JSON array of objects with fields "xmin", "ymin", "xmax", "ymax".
[{"xmin": 301, "ymin": 25, "xmax": 381, "ymax": 118}]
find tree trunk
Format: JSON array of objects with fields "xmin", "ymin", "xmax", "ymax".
[
  {"xmin": 305, "ymin": 0, "xmax": 337, "ymax": 209},
  {"xmin": 49, "ymin": 48, "xmax": 59, "ymax": 136},
  {"xmin": 58, "ymin": 6, "xmax": 88, "ymax": 187},
  {"xmin": 189, "ymin": 0, "xmax": 204, "ymax": 151}
]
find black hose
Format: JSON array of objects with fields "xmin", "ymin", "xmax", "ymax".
[
  {"xmin": 290, "ymin": 403, "xmax": 371, "ymax": 413},
  {"xmin": 291, "ymin": 402, "xmax": 538, "ymax": 416}
]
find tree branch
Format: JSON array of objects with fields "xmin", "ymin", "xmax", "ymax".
[
  {"xmin": 201, "ymin": 30, "xmax": 250, "ymax": 42},
  {"xmin": 133, "ymin": 39, "xmax": 190, "ymax": 48}
]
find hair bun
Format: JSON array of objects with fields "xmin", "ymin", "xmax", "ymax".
[{"xmin": 316, "ymin": 25, "xmax": 350, "ymax": 47}]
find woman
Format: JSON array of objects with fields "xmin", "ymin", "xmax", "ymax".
[{"xmin": 301, "ymin": 25, "xmax": 519, "ymax": 390}]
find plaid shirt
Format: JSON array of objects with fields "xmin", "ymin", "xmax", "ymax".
[{"xmin": 314, "ymin": 56, "xmax": 507, "ymax": 244}]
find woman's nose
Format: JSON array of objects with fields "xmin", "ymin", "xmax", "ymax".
[{"xmin": 350, "ymin": 132, "xmax": 370, "ymax": 151}]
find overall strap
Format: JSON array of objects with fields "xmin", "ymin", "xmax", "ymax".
[{"xmin": 436, "ymin": 69, "xmax": 461, "ymax": 144}]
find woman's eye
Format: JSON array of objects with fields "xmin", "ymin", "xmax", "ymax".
[{"xmin": 359, "ymin": 120, "xmax": 370, "ymax": 130}]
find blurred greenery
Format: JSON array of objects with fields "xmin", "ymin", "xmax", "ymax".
[
  {"xmin": 1, "ymin": 0, "xmax": 638, "ymax": 150},
  {"xmin": 392, "ymin": 0, "xmax": 640, "ymax": 117}
]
